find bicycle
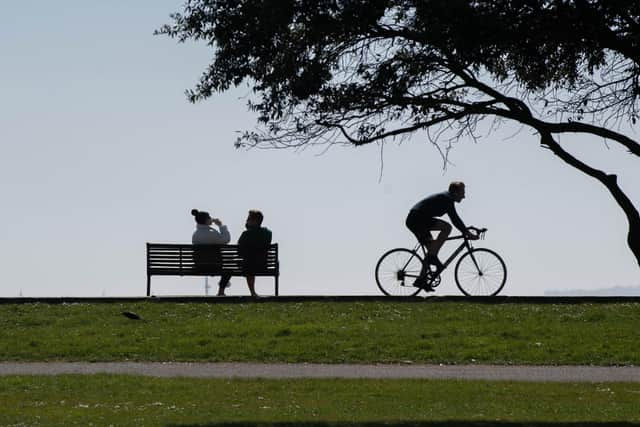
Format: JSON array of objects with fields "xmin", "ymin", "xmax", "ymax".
[{"xmin": 375, "ymin": 227, "xmax": 507, "ymax": 296}]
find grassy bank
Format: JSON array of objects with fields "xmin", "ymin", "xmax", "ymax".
[
  {"xmin": 1, "ymin": 301, "xmax": 638, "ymax": 364},
  {"xmin": 0, "ymin": 375, "xmax": 639, "ymax": 426}
]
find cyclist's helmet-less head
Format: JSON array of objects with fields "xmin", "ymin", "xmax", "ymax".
[{"xmin": 449, "ymin": 181, "xmax": 466, "ymax": 202}]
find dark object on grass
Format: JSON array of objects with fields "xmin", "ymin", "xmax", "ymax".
[{"xmin": 121, "ymin": 311, "xmax": 141, "ymax": 320}]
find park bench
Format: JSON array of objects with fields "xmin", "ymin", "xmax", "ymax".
[{"xmin": 146, "ymin": 243, "xmax": 279, "ymax": 296}]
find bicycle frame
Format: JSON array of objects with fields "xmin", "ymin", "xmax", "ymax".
[
  {"xmin": 401, "ymin": 230, "xmax": 485, "ymax": 286},
  {"xmin": 414, "ymin": 234, "xmax": 475, "ymax": 273}
]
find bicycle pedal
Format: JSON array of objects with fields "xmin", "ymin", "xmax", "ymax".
[
  {"xmin": 416, "ymin": 283, "xmax": 435, "ymax": 292},
  {"xmin": 413, "ymin": 280, "xmax": 433, "ymax": 291}
]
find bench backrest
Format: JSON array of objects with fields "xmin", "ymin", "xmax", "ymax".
[{"xmin": 147, "ymin": 243, "xmax": 279, "ymax": 276}]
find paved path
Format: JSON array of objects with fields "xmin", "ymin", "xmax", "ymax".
[{"xmin": 1, "ymin": 362, "xmax": 639, "ymax": 383}]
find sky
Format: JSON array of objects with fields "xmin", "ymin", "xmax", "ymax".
[{"xmin": 1, "ymin": 1, "xmax": 638, "ymax": 297}]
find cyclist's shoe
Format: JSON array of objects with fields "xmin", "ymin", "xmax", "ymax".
[
  {"xmin": 413, "ymin": 276, "xmax": 435, "ymax": 292},
  {"xmin": 425, "ymin": 254, "xmax": 444, "ymax": 270}
]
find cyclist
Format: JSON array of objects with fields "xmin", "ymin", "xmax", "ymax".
[{"xmin": 405, "ymin": 181, "xmax": 477, "ymax": 287}]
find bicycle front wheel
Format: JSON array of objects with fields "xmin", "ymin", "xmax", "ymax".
[
  {"xmin": 375, "ymin": 248, "xmax": 423, "ymax": 296},
  {"xmin": 455, "ymin": 248, "xmax": 507, "ymax": 296}
]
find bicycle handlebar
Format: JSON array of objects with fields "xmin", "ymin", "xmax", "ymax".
[
  {"xmin": 467, "ymin": 226, "xmax": 488, "ymax": 240},
  {"xmin": 444, "ymin": 226, "xmax": 487, "ymax": 241}
]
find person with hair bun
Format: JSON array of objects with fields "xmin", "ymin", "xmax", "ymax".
[{"xmin": 191, "ymin": 209, "xmax": 231, "ymax": 296}]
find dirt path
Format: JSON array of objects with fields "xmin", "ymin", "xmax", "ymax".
[{"xmin": 1, "ymin": 362, "xmax": 639, "ymax": 382}]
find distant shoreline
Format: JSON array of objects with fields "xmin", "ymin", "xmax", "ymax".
[{"xmin": 545, "ymin": 286, "xmax": 640, "ymax": 297}]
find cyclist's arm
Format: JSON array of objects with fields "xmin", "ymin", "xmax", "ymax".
[
  {"xmin": 447, "ymin": 205, "xmax": 467, "ymax": 233},
  {"xmin": 448, "ymin": 206, "xmax": 480, "ymax": 239}
]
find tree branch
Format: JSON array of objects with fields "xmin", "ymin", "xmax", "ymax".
[
  {"xmin": 542, "ymin": 121, "xmax": 640, "ymax": 156},
  {"xmin": 539, "ymin": 130, "xmax": 640, "ymax": 266}
]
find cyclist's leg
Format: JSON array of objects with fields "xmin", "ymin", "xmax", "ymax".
[
  {"xmin": 405, "ymin": 210, "xmax": 434, "ymax": 248},
  {"xmin": 405, "ymin": 211, "xmax": 435, "ymax": 279},
  {"xmin": 427, "ymin": 219, "xmax": 452, "ymax": 258}
]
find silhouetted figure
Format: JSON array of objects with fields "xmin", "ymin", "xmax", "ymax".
[
  {"xmin": 238, "ymin": 210, "xmax": 272, "ymax": 297},
  {"xmin": 191, "ymin": 209, "xmax": 231, "ymax": 296},
  {"xmin": 406, "ymin": 181, "xmax": 478, "ymax": 287}
]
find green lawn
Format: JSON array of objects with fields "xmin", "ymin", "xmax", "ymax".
[
  {"xmin": 0, "ymin": 301, "xmax": 639, "ymax": 364},
  {"xmin": 0, "ymin": 375, "xmax": 639, "ymax": 426}
]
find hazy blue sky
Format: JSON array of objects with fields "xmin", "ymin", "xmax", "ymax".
[{"xmin": 1, "ymin": 1, "xmax": 638, "ymax": 297}]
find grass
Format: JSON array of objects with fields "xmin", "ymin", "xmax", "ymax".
[
  {"xmin": 0, "ymin": 301, "xmax": 639, "ymax": 364},
  {"xmin": 0, "ymin": 375, "xmax": 639, "ymax": 426}
]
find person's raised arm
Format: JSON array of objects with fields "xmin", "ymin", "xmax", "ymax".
[{"xmin": 212, "ymin": 218, "xmax": 231, "ymax": 244}]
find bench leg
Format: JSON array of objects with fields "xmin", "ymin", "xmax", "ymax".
[
  {"xmin": 147, "ymin": 275, "xmax": 151, "ymax": 297},
  {"xmin": 275, "ymin": 275, "xmax": 279, "ymax": 296}
]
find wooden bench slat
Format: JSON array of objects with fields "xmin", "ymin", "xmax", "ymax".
[
  {"xmin": 148, "ymin": 252, "xmax": 278, "ymax": 256},
  {"xmin": 150, "ymin": 271, "xmax": 277, "ymax": 276},
  {"xmin": 149, "ymin": 269, "xmax": 277, "ymax": 274},
  {"xmin": 148, "ymin": 259, "xmax": 278, "ymax": 264},
  {"xmin": 148, "ymin": 255, "xmax": 277, "ymax": 260},
  {"xmin": 147, "ymin": 244, "xmax": 276, "ymax": 249},
  {"xmin": 148, "ymin": 266, "xmax": 278, "ymax": 270}
]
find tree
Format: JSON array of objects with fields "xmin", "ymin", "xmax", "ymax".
[{"xmin": 157, "ymin": 0, "xmax": 640, "ymax": 267}]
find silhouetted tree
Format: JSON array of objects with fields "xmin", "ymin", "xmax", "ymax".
[{"xmin": 157, "ymin": 0, "xmax": 640, "ymax": 267}]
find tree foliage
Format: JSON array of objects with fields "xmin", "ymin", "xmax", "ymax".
[{"xmin": 157, "ymin": 0, "xmax": 640, "ymax": 266}]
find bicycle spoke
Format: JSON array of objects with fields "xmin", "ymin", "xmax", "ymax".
[
  {"xmin": 455, "ymin": 248, "xmax": 506, "ymax": 296},
  {"xmin": 375, "ymin": 248, "xmax": 424, "ymax": 297}
]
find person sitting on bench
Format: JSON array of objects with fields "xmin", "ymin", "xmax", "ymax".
[
  {"xmin": 238, "ymin": 209, "xmax": 272, "ymax": 297},
  {"xmin": 191, "ymin": 208, "xmax": 231, "ymax": 296}
]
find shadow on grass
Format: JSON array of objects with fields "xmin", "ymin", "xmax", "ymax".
[{"xmin": 170, "ymin": 422, "xmax": 640, "ymax": 427}]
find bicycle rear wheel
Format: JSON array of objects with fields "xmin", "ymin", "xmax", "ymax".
[
  {"xmin": 375, "ymin": 248, "xmax": 423, "ymax": 296},
  {"xmin": 455, "ymin": 248, "xmax": 507, "ymax": 296}
]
